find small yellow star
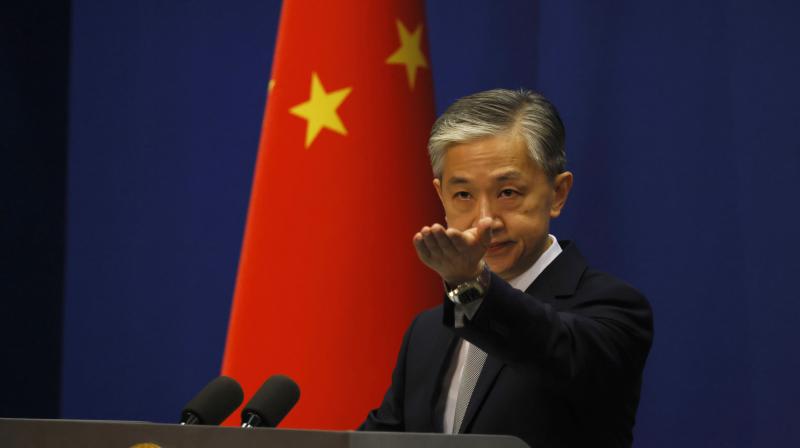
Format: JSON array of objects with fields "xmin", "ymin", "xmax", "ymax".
[
  {"xmin": 289, "ymin": 72, "xmax": 352, "ymax": 148},
  {"xmin": 385, "ymin": 20, "xmax": 428, "ymax": 90}
]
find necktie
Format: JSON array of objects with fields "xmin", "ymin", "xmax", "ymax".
[{"xmin": 452, "ymin": 341, "xmax": 487, "ymax": 433}]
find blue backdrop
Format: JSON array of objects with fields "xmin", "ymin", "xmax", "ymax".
[{"xmin": 47, "ymin": 0, "xmax": 800, "ymax": 447}]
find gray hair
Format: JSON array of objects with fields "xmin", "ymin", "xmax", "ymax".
[{"xmin": 428, "ymin": 89, "xmax": 566, "ymax": 181}]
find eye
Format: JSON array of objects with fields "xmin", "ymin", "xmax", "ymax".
[
  {"xmin": 499, "ymin": 189, "xmax": 519, "ymax": 198},
  {"xmin": 454, "ymin": 191, "xmax": 472, "ymax": 200}
]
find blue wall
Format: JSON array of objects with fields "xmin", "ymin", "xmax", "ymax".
[
  {"xmin": 6, "ymin": 1, "xmax": 799, "ymax": 447},
  {"xmin": 61, "ymin": 0, "xmax": 281, "ymax": 422}
]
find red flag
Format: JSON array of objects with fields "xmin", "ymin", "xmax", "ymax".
[{"xmin": 222, "ymin": 0, "xmax": 440, "ymax": 429}]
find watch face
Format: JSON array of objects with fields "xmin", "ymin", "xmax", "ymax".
[{"xmin": 458, "ymin": 285, "xmax": 483, "ymax": 304}]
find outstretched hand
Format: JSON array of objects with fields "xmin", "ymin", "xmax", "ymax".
[{"xmin": 413, "ymin": 217, "xmax": 493, "ymax": 285}]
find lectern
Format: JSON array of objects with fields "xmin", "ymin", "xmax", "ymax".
[{"xmin": 0, "ymin": 418, "xmax": 529, "ymax": 448}]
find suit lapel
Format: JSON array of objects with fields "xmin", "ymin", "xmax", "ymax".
[{"xmin": 424, "ymin": 309, "xmax": 458, "ymax": 432}]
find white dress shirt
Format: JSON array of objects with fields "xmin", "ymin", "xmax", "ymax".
[{"xmin": 442, "ymin": 235, "xmax": 563, "ymax": 433}]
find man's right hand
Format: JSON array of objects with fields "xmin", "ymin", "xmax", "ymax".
[{"xmin": 412, "ymin": 217, "xmax": 493, "ymax": 286}]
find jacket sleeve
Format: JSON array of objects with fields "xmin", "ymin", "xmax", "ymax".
[
  {"xmin": 358, "ymin": 314, "xmax": 418, "ymax": 431},
  {"xmin": 447, "ymin": 271, "xmax": 653, "ymax": 382}
]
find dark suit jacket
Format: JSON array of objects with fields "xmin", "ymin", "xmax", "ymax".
[{"xmin": 360, "ymin": 242, "xmax": 653, "ymax": 448}]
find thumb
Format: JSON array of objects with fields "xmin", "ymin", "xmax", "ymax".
[{"xmin": 476, "ymin": 217, "xmax": 493, "ymax": 248}]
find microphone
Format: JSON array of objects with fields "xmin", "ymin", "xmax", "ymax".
[
  {"xmin": 241, "ymin": 374, "xmax": 300, "ymax": 428},
  {"xmin": 180, "ymin": 375, "xmax": 244, "ymax": 425}
]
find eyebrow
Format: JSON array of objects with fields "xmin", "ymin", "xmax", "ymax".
[{"xmin": 446, "ymin": 170, "xmax": 523, "ymax": 186}]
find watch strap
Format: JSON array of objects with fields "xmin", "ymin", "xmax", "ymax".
[{"xmin": 447, "ymin": 262, "xmax": 490, "ymax": 305}]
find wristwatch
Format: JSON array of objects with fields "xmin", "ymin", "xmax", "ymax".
[{"xmin": 446, "ymin": 263, "xmax": 491, "ymax": 305}]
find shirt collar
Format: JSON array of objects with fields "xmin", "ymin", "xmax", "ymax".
[{"xmin": 507, "ymin": 234, "xmax": 562, "ymax": 292}]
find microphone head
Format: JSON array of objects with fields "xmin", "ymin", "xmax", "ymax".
[
  {"xmin": 181, "ymin": 375, "xmax": 244, "ymax": 425},
  {"xmin": 241, "ymin": 374, "xmax": 300, "ymax": 427}
]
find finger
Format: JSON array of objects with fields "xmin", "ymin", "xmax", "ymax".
[
  {"xmin": 476, "ymin": 217, "xmax": 493, "ymax": 248},
  {"xmin": 431, "ymin": 224, "xmax": 458, "ymax": 255},
  {"xmin": 445, "ymin": 228, "xmax": 470, "ymax": 252},
  {"xmin": 421, "ymin": 226, "xmax": 445, "ymax": 258},
  {"xmin": 413, "ymin": 232, "xmax": 432, "ymax": 260}
]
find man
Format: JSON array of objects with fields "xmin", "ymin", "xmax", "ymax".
[{"xmin": 361, "ymin": 89, "xmax": 653, "ymax": 448}]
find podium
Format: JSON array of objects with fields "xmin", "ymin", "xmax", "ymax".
[{"xmin": 0, "ymin": 418, "xmax": 529, "ymax": 448}]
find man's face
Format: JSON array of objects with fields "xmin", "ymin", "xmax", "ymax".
[{"xmin": 433, "ymin": 134, "xmax": 572, "ymax": 281}]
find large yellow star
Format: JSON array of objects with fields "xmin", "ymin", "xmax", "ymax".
[
  {"xmin": 289, "ymin": 72, "xmax": 352, "ymax": 148},
  {"xmin": 385, "ymin": 20, "xmax": 428, "ymax": 90}
]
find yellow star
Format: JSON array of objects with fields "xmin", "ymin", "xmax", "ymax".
[
  {"xmin": 289, "ymin": 72, "xmax": 352, "ymax": 148},
  {"xmin": 385, "ymin": 20, "xmax": 428, "ymax": 90}
]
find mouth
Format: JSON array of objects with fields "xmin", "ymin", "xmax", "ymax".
[{"xmin": 486, "ymin": 241, "xmax": 514, "ymax": 255}]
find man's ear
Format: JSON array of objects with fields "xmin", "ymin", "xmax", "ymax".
[
  {"xmin": 550, "ymin": 171, "xmax": 573, "ymax": 218},
  {"xmin": 433, "ymin": 178, "xmax": 444, "ymax": 205}
]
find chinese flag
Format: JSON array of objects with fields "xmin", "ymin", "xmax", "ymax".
[{"xmin": 221, "ymin": 0, "xmax": 441, "ymax": 429}]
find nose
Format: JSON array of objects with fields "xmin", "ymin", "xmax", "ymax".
[{"xmin": 475, "ymin": 196, "xmax": 503, "ymax": 232}]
